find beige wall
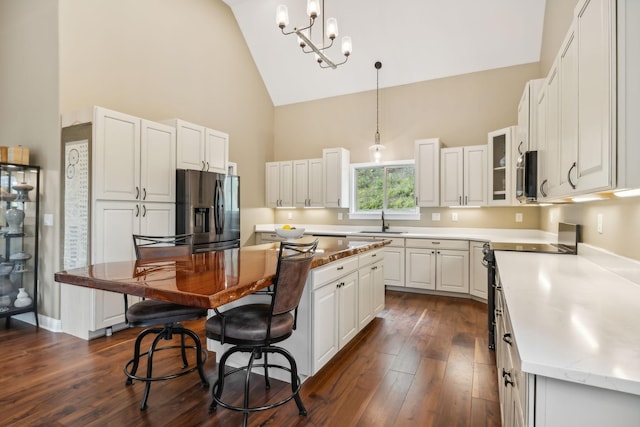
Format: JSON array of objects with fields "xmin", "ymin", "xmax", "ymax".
[
  {"xmin": 0, "ymin": 0, "xmax": 60, "ymax": 319},
  {"xmin": 539, "ymin": 0, "xmax": 578, "ymax": 75}
]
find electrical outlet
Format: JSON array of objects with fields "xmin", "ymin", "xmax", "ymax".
[
  {"xmin": 451, "ymin": 212, "xmax": 458, "ymax": 222},
  {"xmin": 44, "ymin": 213, "xmax": 54, "ymax": 226},
  {"xmin": 338, "ymin": 212, "xmax": 343, "ymax": 220},
  {"xmin": 432, "ymin": 212, "xmax": 441, "ymax": 221},
  {"xmin": 515, "ymin": 213, "xmax": 523, "ymax": 223},
  {"xmin": 287, "ymin": 212, "xmax": 293, "ymax": 220},
  {"xmin": 597, "ymin": 213, "xmax": 603, "ymax": 234}
]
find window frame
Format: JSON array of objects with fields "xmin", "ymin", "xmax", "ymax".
[{"xmin": 349, "ymin": 160, "xmax": 420, "ymax": 220}]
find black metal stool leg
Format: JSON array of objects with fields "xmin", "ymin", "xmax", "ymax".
[
  {"xmin": 263, "ymin": 350, "xmax": 271, "ymax": 390},
  {"xmin": 126, "ymin": 327, "xmax": 163, "ymax": 385},
  {"xmin": 139, "ymin": 329, "xmax": 168, "ymax": 411},
  {"xmin": 242, "ymin": 349, "xmax": 259, "ymax": 427},
  {"xmin": 182, "ymin": 328, "xmax": 209, "ymax": 387},
  {"xmin": 270, "ymin": 346, "xmax": 307, "ymax": 416}
]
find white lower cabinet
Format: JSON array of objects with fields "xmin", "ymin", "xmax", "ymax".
[
  {"xmin": 382, "ymin": 238, "xmax": 405, "ymax": 287},
  {"xmin": 358, "ymin": 249, "xmax": 384, "ymax": 329},
  {"xmin": 496, "ymin": 268, "xmax": 640, "ymax": 427},
  {"xmin": 469, "ymin": 241, "xmax": 488, "ymax": 300},
  {"xmin": 61, "ymin": 201, "xmax": 175, "ymax": 339},
  {"xmin": 405, "ymin": 239, "xmax": 469, "ymax": 293}
]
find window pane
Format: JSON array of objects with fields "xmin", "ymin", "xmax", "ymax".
[
  {"xmin": 386, "ymin": 166, "xmax": 415, "ymax": 209},
  {"xmin": 356, "ymin": 167, "xmax": 384, "ymax": 211}
]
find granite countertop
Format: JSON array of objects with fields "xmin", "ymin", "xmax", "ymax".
[
  {"xmin": 495, "ymin": 247, "xmax": 640, "ymax": 396},
  {"xmin": 54, "ymin": 237, "xmax": 388, "ymax": 309}
]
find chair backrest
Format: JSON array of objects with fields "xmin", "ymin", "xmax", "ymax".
[
  {"xmin": 271, "ymin": 239, "xmax": 319, "ymax": 316},
  {"xmin": 132, "ymin": 234, "xmax": 194, "ymax": 260}
]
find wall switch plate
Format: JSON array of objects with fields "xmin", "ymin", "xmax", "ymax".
[
  {"xmin": 432, "ymin": 212, "xmax": 441, "ymax": 221},
  {"xmin": 597, "ymin": 213, "xmax": 603, "ymax": 234},
  {"xmin": 515, "ymin": 213, "xmax": 523, "ymax": 223},
  {"xmin": 451, "ymin": 212, "xmax": 458, "ymax": 221},
  {"xmin": 338, "ymin": 212, "xmax": 343, "ymax": 220},
  {"xmin": 287, "ymin": 212, "xmax": 293, "ymax": 220},
  {"xmin": 44, "ymin": 213, "xmax": 54, "ymax": 226}
]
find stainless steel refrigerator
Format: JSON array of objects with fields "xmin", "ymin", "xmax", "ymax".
[{"xmin": 176, "ymin": 169, "xmax": 240, "ymax": 253}]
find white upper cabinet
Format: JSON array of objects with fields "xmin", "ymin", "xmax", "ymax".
[
  {"xmin": 323, "ymin": 148, "xmax": 350, "ymax": 208},
  {"xmin": 204, "ymin": 128, "xmax": 229, "ymax": 174},
  {"xmin": 293, "ymin": 158, "xmax": 323, "ymax": 208},
  {"xmin": 441, "ymin": 145, "xmax": 487, "ymax": 207},
  {"xmin": 265, "ymin": 160, "xmax": 293, "ymax": 208},
  {"xmin": 575, "ymin": 0, "xmax": 615, "ymax": 192},
  {"xmin": 93, "ymin": 107, "xmax": 175, "ymax": 203},
  {"xmin": 414, "ymin": 138, "xmax": 441, "ymax": 207},
  {"xmin": 517, "ymin": 79, "xmax": 544, "ymax": 154},
  {"xmin": 487, "ymin": 127, "xmax": 514, "ymax": 206},
  {"xmin": 164, "ymin": 118, "xmax": 228, "ymax": 173},
  {"xmin": 558, "ymin": 22, "xmax": 579, "ymax": 195},
  {"xmin": 537, "ymin": 58, "xmax": 561, "ymax": 200}
]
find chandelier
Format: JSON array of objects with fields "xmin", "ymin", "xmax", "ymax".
[
  {"xmin": 276, "ymin": 0, "xmax": 352, "ymax": 69},
  {"xmin": 369, "ymin": 61, "xmax": 385, "ymax": 162}
]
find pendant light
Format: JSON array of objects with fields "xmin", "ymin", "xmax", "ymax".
[{"xmin": 369, "ymin": 61, "xmax": 385, "ymax": 163}]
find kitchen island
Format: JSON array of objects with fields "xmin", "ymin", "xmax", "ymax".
[{"xmin": 494, "ymin": 246, "xmax": 640, "ymax": 426}]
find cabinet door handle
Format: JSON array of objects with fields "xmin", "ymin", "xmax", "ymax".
[
  {"xmin": 504, "ymin": 377, "xmax": 515, "ymax": 387},
  {"xmin": 415, "ymin": 196, "xmax": 418, "ymax": 205},
  {"xmin": 201, "ymin": 161, "xmax": 206, "ymax": 170},
  {"xmin": 142, "ymin": 188, "xmax": 147, "ymax": 201},
  {"xmin": 458, "ymin": 196, "xmax": 462, "ymax": 205},
  {"xmin": 503, "ymin": 333, "xmax": 512, "ymax": 345},
  {"xmin": 464, "ymin": 195, "xmax": 468, "ymax": 205},
  {"xmin": 371, "ymin": 266, "xmax": 377, "ymax": 271},
  {"xmin": 502, "ymin": 368, "xmax": 511, "ymax": 378},
  {"xmin": 337, "ymin": 198, "xmax": 341, "ymax": 206},
  {"xmin": 142, "ymin": 205, "xmax": 147, "ymax": 217},
  {"xmin": 135, "ymin": 187, "xmax": 140, "ymax": 200},
  {"xmin": 206, "ymin": 162, "xmax": 210, "ymax": 171},
  {"xmin": 518, "ymin": 141, "xmax": 524, "ymax": 155},
  {"xmin": 135, "ymin": 205, "xmax": 140, "ymax": 217},
  {"xmin": 567, "ymin": 162, "xmax": 577, "ymax": 189},
  {"xmin": 337, "ymin": 266, "xmax": 344, "ymax": 271},
  {"xmin": 372, "ymin": 253, "xmax": 377, "ymax": 257},
  {"xmin": 495, "ymin": 308, "xmax": 502, "ymax": 316},
  {"xmin": 539, "ymin": 179, "xmax": 548, "ymax": 197}
]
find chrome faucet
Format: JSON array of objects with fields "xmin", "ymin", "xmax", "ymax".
[{"xmin": 381, "ymin": 210, "xmax": 389, "ymax": 232}]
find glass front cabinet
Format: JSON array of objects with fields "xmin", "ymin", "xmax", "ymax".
[
  {"xmin": 0, "ymin": 163, "xmax": 40, "ymax": 326},
  {"xmin": 487, "ymin": 127, "xmax": 515, "ymax": 206}
]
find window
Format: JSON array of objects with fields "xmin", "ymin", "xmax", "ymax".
[{"xmin": 350, "ymin": 160, "xmax": 419, "ymax": 220}]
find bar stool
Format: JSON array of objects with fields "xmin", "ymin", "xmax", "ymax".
[
  {"xmin": 124, "ymin": 234, "xmax": 209, "ymax": 410},
  {"xmin": 206, "ymin": 239, "xmax": 318, "ymax": 426}
]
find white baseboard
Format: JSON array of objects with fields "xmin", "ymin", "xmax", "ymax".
[{"xmin": 12, "ymin": 312, "xmax": 62, "ymax": 332}]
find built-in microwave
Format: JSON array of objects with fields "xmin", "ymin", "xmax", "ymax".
[{"xmin": 515, "ymin": 150, "xmax": 537, "ymax": 203}]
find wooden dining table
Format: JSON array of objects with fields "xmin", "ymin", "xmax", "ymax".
[{"xmin": 54, "ymin": 237, "xmax": 390, "ymax": 309}]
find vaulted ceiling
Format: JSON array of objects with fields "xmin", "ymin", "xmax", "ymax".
[{"xmin": 223, "ymin": 0, "xmax": 546, "ymax": 106}]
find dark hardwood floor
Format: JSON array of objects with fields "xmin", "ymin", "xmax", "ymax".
[{"xmin": 0, "ymin": 291, "xmax": 500, "ymax": 426}]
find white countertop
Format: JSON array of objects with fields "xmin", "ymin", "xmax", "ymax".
[
  {"xmin": 495, "ymin": 247, "xmax": 640, "ymax": 396},
  {"xmin": 255, "ymin": 224, "xmax": 556, "ymax": 244}
]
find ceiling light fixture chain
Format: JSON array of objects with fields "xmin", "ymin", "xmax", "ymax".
[
  {"xmin": 276, "ymin": 0, "xmax": 352, "ymax": 69},
  {"xmin": 369, "ymin": 61, "xmax": 385, "ymax": 162}
]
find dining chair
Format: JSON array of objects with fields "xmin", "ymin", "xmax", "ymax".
[
  {"xmin": 124, "ymin": 234, "xmax": 209, "ymax": 410},
  {"xmin": 206, "ymin": 239, "xmax": 318, "ymax": 426}
]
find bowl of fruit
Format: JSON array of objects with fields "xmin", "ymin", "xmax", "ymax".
[{"xmin": 275, "ymin": 225, "xmax": 305, "ymax": 240}]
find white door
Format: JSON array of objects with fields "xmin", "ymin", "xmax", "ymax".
[
  {"xmin": 93, "ymin": 107, "xmax": 140, "ymax": 201},
  {"xmin": 293, "ymin": 159, "xmax": 310, "ymax": 208},
  {"xmin": 265, "ymin": 162, "xmax": 281, "ymax": 207},
  {"xmin": 338, "ymin": 272, "xmax": 358, "ymax": 348},
  {"xmin": 545, "ymin": 60, "xmax": 561, "ymax": 199},
  {"xmin": 372, "ymin": 260, "xmax": 385, "ymax": 315},
  {"xmin": 405, "ymin": 248, "xmax": 436, "ymax": 290},
  {"xmin": 414, "ymin": 138, "xmax": 440, "ymax": 207},
  {"xmin": 279, "ymin": 161, "xmax": 294, "ymax": 207},
  {"xmin": 140, "ymin": 120, "xmax": 176, "ymax": 203},
  {"xmin": 312, "ymin": 283, "xmax": 339, "ymax": 373},
  {"xmin": 440, "ymin": 147, "xmax": 463, "ymax": 207},
  {"xmin": 204, "ymin": 128, "xmax": 228, "ymax": 174},
  {"xmin": 383, "ymin": 246, "xmax": 405, "ymax": 287},
  {"xmin": 358, "ymin": 267, "xmax": 373, "ymax": 330},
  {"xmin": 464, "ymin": 145, "xmax": 487, "ymax": 206},
  {"xmin": 558, "ymin": 25, "xmax": 579, "ymax": 196},
  {"xmin": 175, "ymin": 120, "xmax": 206, "ymax": 171},
  {"xmin": 469, "ymin": 242, "xmax": 488, "ymax": 299},
  {"xmin": 307, "ymin": 158, "xmax": 324, "ymax": 207},
  {"xmin": 436, "ymin": 249, "xmax": 470, "ymax": 293},
  {"xmin": 140, "ymin": 203, "xmax": 175, "ymax": 236}
]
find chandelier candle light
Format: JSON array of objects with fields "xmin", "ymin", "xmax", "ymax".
[
  {"xmin": 276, "ymin": 0, "xmax": 352, "ymax": 69},
  {"xmin": 369, "ymin": 61, "xmax": 385, "ymax": 162}
]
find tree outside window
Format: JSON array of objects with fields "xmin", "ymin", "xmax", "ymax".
[{"xmin": 354, "ymin": 163, "xmax": 416, "ymax": 213}]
